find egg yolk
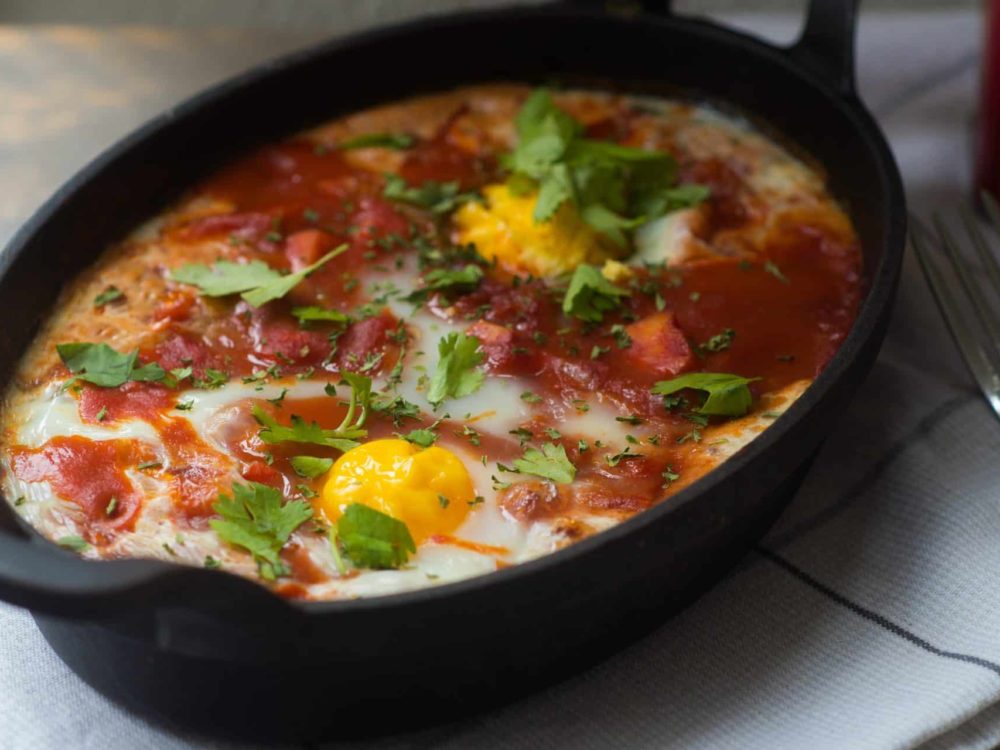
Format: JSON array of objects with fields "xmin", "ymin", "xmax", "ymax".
[
  {"xmin": 319, "ymin": 439, "xmax": 474, "ymax": 543},
  {"xmin": 453, "ymin": 183, "xmax": 620, "ymax": 277}
]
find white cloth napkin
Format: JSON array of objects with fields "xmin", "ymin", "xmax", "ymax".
[{"xmin": 0, "ymin": 8, "xmax": 992, "ymax": 750}]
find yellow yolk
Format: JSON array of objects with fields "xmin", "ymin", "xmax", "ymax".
[
  {"xmin": 453, "ymin": 183, "xmax": 619, "ymax": 277},
  {"xmin": 319, "ymin": 439, "xmax": 474, "ymax": 543}
]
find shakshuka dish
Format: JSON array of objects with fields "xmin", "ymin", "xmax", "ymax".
[{"xmin": 0, "ymin": 85, "xmax": 861, "ymax": 600}]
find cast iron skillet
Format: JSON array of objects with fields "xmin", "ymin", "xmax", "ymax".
[{"xmin": 0, "ymin": 0, "xmax": 903, "ymax": 741}]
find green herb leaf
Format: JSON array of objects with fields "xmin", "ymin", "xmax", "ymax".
[
  {"xmin": 171, "ymin": 245, "xmax": 346, "ymax": 307},
  {"xmin": 242, "ymin": 246, "xmax": 347, "ymax": 307},
  {"xmin": 93, "ymin": 286, "xmax": 124, "ymax": 307},
  {"xmin": 699, "ymin": 328, "xmax": 735, "ymax": 354},
  {"xmin": 383, "ymin": 174, "xmax": 480, "ymax": 215},
  {"xmin": 373, "ymin": 394, "xmax": 421, "ymax": 426},
  {"xmin": 505, "ymin": 88, "xmax": 709, "ymax": 244},
  {"xmin": 170, "ymin": 259, "xmax": 283, "ymax": 296},
  {"xmin": 404, "ymin": 264, "xmax": 484, "ymax": 305},
  {"xmin": 651, "ymin": 372, "xmax": 760, "ymax": 417},
  {"xmin": 56, "ymin": 535, "xmax": 90, "ymax": 552},
  {"xmin": 290, "ymin": 456, "xmax": 334, "ymax": 478},
  {"xmin": 512, "ymin": 442, "xmax": 576, "ymax": 484},
  {"xmin": 209, "ymin": 482, "xmax": 313, "ymax": 580},
  {"xmin": 194, "ymin": 368, "xmax": 229, "ymax": 389},
  {"xmin": 427, "ymin": 332, "xmax": 485, "ymax": 406},
  {"xmin": 562, "ymin": 264, "xmax": 630, "ymax": 323},
  {"xmin": 56, "ymin": 343, "xmax": 165, "ymax": 388},
  {"xmin": 253, "ymin": 373, "xmax": 370, "ymax": 450},
  {"xmin": 335, "ymin": 503, "xmax": 416, "ymax": 569},
  {"xmin": 400, "ymin": 428, "xmax": 437, "ymax": 447},
  {"xmin": 291, "ymin": 306, "xmax": 350, "ymax": 326},
  {"xmin": 339, "ymin": 132, "xmax": 414, "ymax": 150},
  {"xmin": 254, "ymin": 407, "xmax": 361, "ymax": 452},
  {"xmin": 764, "ymin": 260, "xmax": 790, "ymax": 284}
]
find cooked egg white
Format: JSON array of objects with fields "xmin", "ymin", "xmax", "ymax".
[{"xmin": 0, "ymin": 88, "xmax": 837, "ymax": 600}]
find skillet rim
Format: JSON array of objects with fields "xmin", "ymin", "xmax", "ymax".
[{"xmin": 0, "ymin": 3, "xmax": 905, "ymax": 617}]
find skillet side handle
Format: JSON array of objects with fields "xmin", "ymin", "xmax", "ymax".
[
  {"xmin": 788, "ymin": 0, "xmax": 860, "ymax": 98},
  {"xmin": 0, "ymin": 530, "xmax": 289, "ymax": 620},
  {"xmin": 0, "ymin": 532, "xmax": 169, "ymax": 616}
]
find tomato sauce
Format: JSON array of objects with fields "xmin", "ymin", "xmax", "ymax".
[
  {"xmin": 5, "ymin": 88, "xmax": 862, "ymax": 581},
  {"xmin": 10, "ymin": 437, "xmax": 156, "ymax": 540}
]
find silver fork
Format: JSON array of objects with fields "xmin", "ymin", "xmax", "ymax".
[{"xmin": 911, "ymin": 194, "xmax": 1000, "ymax": 418}]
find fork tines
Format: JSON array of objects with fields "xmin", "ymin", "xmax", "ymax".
[{"xmin": 911, "ymin": 194, "xmax": 1000, "ymax": 418}]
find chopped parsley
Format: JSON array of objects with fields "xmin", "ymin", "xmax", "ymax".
[
  {"xmin": 291, "ymin": 306, "xmax": 350, "ymax": 326},
  {"xmin": 562, "ymin": 264, "xmax": 630, "ymax": 323},
  {"xmin": 404, "ymin": 264, "xmax": 484, "ymax": 305},
  {"xmin": 56, "ymin": 535, "xmax": 90, "ymax": 552},
  {"xmin": 764, "ymin": 260, "xmax": 790, "ymax": 284},
  {"xmin": 373, "ymin": 394, "xmax": 421, "ymax": 426},
  {"xmin": 427, "ymin": 332, "xmax": 485, "ymax": 406},
  {"xmin": 512, "ymin": 443, "xmax": 576, "ymax": 484},
  {"xmin": 605, "ymin": 448, "xmax": 642, "ymax": 467},
  {"xmin": 699, "ymin": 328, "xmax": 735, "ymax": 354},
  {"xmin": 399, "ymin": 428, "xmax": 437, "ymax": 447},
  {"xmin": 383, "ymin": 173, "xmax": 480, "ymax": 215},
  {"xmin": 662, "ymin": 466, "xmax": 680, "ymax": 485},
  {"xmin": 520, "ymin": 391, "xmax": 543, "ymax": 404},
  {"xmin": 93, "ymin": 286, "xmax": 124, "ymax": 307},
  {"xmin": 194, "ymin": 368, "xmax": 229, "ymax": 389},
  {"xmin": 210, "ymin": 482, "xmax": 313, "ymax": 580},
  {"xmin": 339, "ymin": 132, "xmax": 414, "ymax": 150}
]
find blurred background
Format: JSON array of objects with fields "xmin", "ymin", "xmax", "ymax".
[{"xmin": 0, "ymin": 0, "xmax": 980, "ymax": 250}]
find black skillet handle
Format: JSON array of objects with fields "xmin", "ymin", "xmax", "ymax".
[
  {"xmin": 787, "ymin": 0, "xmax": 860, "ymax": 97},
  {"xmin": 571, "ymin": 0, "xmax": 860, "ymax": 97},
  {"xmin": 0, "ymin": 529, "xmax": 288, "ymax": 620}
]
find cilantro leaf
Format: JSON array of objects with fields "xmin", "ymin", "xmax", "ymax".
[
  {"xmin": 533, "ymin": 163, "xmax": 574, "ymax": 221},
  {"xmin": 427, "ymin": 332, "xmax": 485, "ymax": 406},
  {"xmin": 171, "ymin": 245, "xmax": 346, "ymax": 307},
  {"xmin": 170, "ymin": 259, "xmax": 282, "ymax": 296},
  {"xmin": 339, "ymin": 132, "xmax": 414, "ymax": 150},
  {"xmin": 505, "ymin": 88, "xmax": 710, "ymax": 244},
  {"xmin": 512, "ymin": 442, "xmax": 576, "ymax": 484},
  {"xmin": 562, "ymin": 264, "xmax": 630, "ymax": 322},
  {"xmin": 383, "ymin": 174, "xmax": 480, "ymax": 215},
  {"xmin": 242, "ymin": 246, "xmax": 346, "ymax": 307},
  {"xmin": 253, "ymin": 406, "xmax": 360, "ymax": 452},
  {"xmin": 335, "ymin": 503, "xmax": 416, "ymax": 569},
  {"xmin": 209, "ymin": 482, "xmax": 312, "ymax": 580},
  {"xmin": 253, "ymin": 373, "xmax": 371, "ymax": 450},
  {"xmin": 404, "ymin": 264, "xmax": 484, "ymax": 304},
  {"xmin": 56, "ymin": 343, "xmax": 165, "ymax": 388},
  {"xmin": 290, "ymin": 456, "xmax": 334, "ymax": 478},
  {"xmin": 651, "ymin": 372, "xmax": 760, "ymax": 417}
]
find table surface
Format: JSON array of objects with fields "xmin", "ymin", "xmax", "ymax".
[{"xmin": 0, "ymin": 7, "xmax": 985, "ymax": 749}]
